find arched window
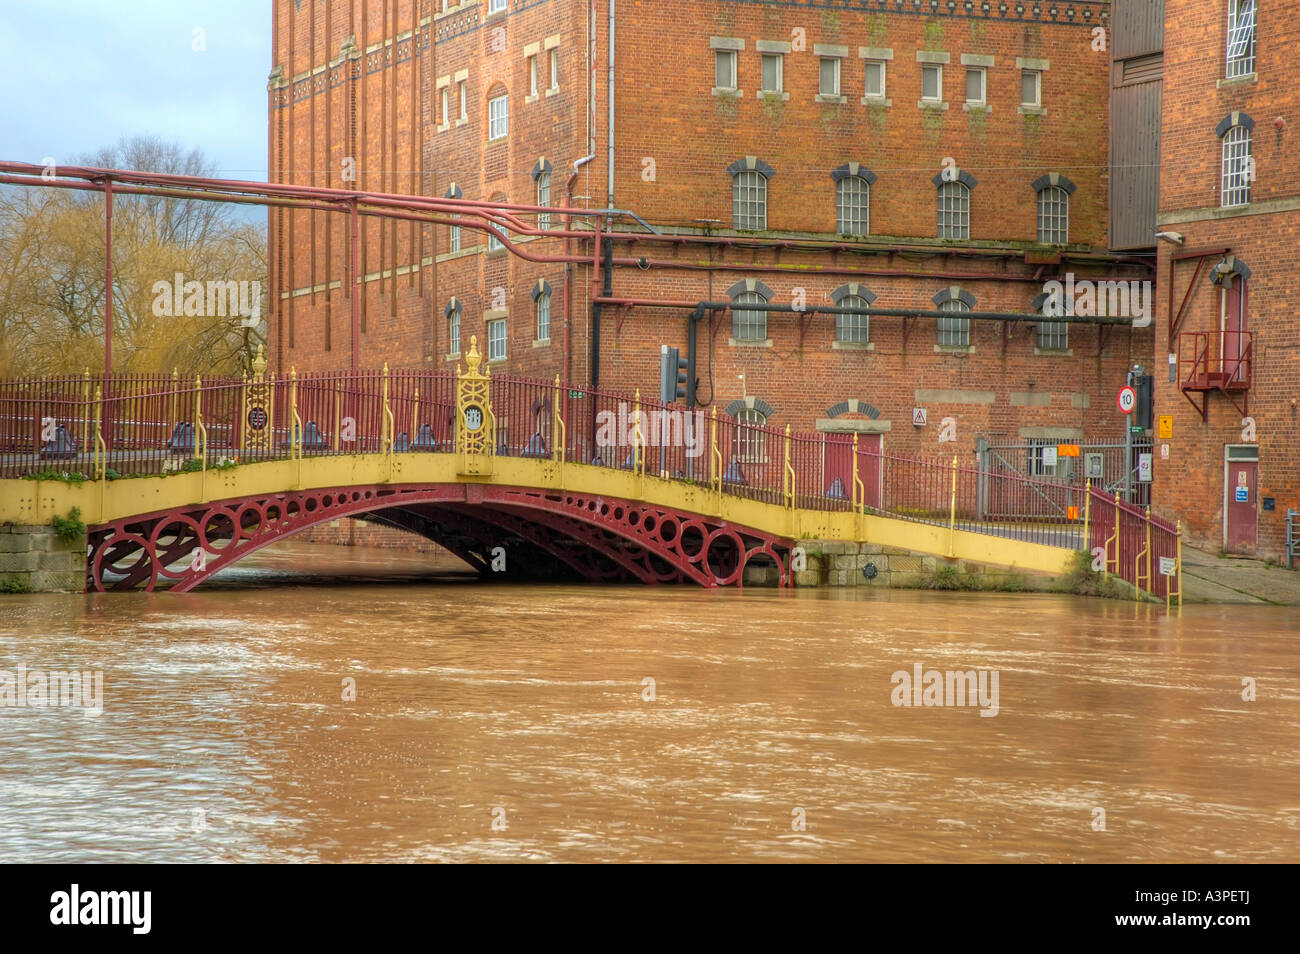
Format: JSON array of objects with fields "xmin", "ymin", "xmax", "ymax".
[
  {"xmin": 1218, "ymin": 113, "xmax": 1254, "ymax": 208},
  {"xmin": 1032, "ymin": 174, "xmax": 1075, "ymax": 245},
  {"xmin": 728, "ymin": 158, "xmax": 774, "ymax": 230},
  {"xmin": 836, "ymin": 295, "xmax": 870, "ymax": 344},
  {"xmin": 937, "ymin": 181, "xmax": 970, "ymax": 239},
  {"xmin": 533, "ymin": 280, "xmax": 552, "ymax": 342},
  {"xmin": 836, "ymin": 176, "xmax": 870, "ymax": 235},
  {"xmin": 933, "ymin": 287, "xmax": 975, "ymax": 349},
  {"xmin": 733, "ymin": 291, "xmax": 768, "ymax": 341},
  {"xmin": 1037, "ymin": 187, "xmax": 1069, "ymax": 243},
  {"xmin": 536, "ymin": 172, "xmax": 551, "ymax": 228},
  {"xmin": 446, "ymin": 299, "xmax": 461, "ymax": 356},
  {"xmin": 735, "ymin": 408, "xmax": 767, "ymax": 464},
  {"xmin": 532, "ymin": 158, "xmax": 553, "ymax": 230}
]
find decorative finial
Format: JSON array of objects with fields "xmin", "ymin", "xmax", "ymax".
[
  {"xmin": 464, "ymin": 335, "xmax": 483, "ymax": 376},
  {"xmin": 252, "ymin": 343, "xmax": 267, "ymax": 378}
]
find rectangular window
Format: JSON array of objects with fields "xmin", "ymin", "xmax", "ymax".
[
  {"xmin": 715, "ymin": 50, "xmax": 737, "ymax": 90},
  {"xmin": 449, "ymin": 225, "xmax": 461, "ymax": 253},
  {"xmin": 761, "ymin": 53, "xmax": 783, "ymax": 92},
  {"xmin": 440, "ymin": 87, "xmax": 449, "ymax": 126},
  {"xmin": 488, "ymin": 0, "xmax": 506, "ymax": 13},
  {"xmin": 528, "ymin": 55, "xmax": 538, "ymax": 97},
  {"xmin": 819, "ymin": 57, "xmax": 840, "ymax": 96},
  {"xmin": 488, "ymin": 318, "xmax": 507, "ymax": 361},
  {"xmin": 1226, "ymin": 0, "xmax": 1257, "ymax": 78},
  {"xmin": 864, "ymin": 60, "xmax": 886, "ymax": 98},
  {"xmin": 458, "ymin": 81, "xmax": 467, "ymax": 121},
  {"xmin": 1038, "ymin": 321, "xmax": 1069, "ymax": 351},
  {"xmin": 449, "ymin": 310, "xmax": 461, "ymax": 355},
  {"xmin": 537, "ymin": 294, "xmax": 550, "ymax": 341},
  {"xmin": 965, "ymin": 67, "xmax": 985, "ymax": 105},
  {"xmin": 1021, "ymin": 70, "xmax": 1041, "ymax": 107},
  {"xmin": 488, "ymin": 230, "xmax": 504, "ymax": 252},
  {"xmin": 921, "ymin": 64, "xmax": 942, "ymax": 101},
  {"xmin": 549, "ymin": 48, "xmax": 559, "ymax": 90},
  {"xmin": 488, "ymin": 93, "xmax": 509, "ymax": 140}
]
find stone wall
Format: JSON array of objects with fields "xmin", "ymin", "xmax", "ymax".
[
  {"xmin": 0, "ymin": 524, "xmax": 87, "ymax": 593},
  {"xmin": 744, "ymin": 540, "xmax": 1051, "ymax": 590}
]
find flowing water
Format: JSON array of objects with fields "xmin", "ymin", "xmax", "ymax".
[{"xmin": 1, "ymin": 540, "xmax": 1297, "ymax": 863}]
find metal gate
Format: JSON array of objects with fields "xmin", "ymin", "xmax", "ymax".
[{"xmin": 977, "ymin": 438, "xmax": 1153, "ymax": 518}]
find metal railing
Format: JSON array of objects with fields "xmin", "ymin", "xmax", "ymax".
[
  {"xmin": 2, "ymin": 365, "xmax": 1129, "ymax": 556},
  {"xmin": 1087, "ymin": 486, "xmax": 1182, "ymax": 603}
]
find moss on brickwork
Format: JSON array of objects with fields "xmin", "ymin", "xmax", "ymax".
[{"xmin": 923, "ymin": 19, "xmax": 943, "ymax": 50}]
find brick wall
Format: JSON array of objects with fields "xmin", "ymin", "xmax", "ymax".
[{"xmin": 1152, "ymin": 0, "xmax": 1300, "ymax": 560}]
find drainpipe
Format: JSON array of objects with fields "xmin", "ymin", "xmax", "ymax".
[
  {"xmin": 565, "ymin": 154, "xmax": 595, "ymax": 388},
  {"xmin": 607, "ymin": 0, "xmax": 615, "ymax": 209}
]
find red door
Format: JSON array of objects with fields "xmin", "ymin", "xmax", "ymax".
[
  {"xmin": 823, "ymin": 432, "xmax": 882, "ymax": 508},
  {"xmin": 1224, "ymin": 458, "xmax": 1258, "ymax": 553}
]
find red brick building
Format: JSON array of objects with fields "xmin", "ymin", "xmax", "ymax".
[
  {"xmin": 1151, "ymin": 0, "xmax": 1295, "ymax": 560},
  {"xmin": 269, "ymin": 2, "xmax": 1176, "ymax": 519}
]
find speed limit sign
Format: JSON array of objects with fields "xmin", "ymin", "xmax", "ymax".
[{"xmin": 1117, "ymin": 386, "xmax": 1137, "ymax": 414}]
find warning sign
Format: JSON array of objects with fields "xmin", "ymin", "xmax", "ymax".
[
  {"xmin": 1157, "ymin": 415, "xmax": 1173, "ymax": 440},
  {"xmin": 912, "ymin": 407, "xmax": 927, "ymax": 426},
  {"xmin": 1159, "ymin": 556, "xmax": 1176, "ymax": 577}
]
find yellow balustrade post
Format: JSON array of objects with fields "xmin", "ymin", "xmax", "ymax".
[
  {"xmin": 783, "ymin": 425, "xmax": 795, "ymax": 511},
  {"xmin": 552, "ymin": 375, "xmax": 567, "ymax": 483},
  {"xmin": 711, "ymin": 406, "xmax": 721, "ymax": 514},
  {"xmin": 1173, "ymin": 520, "xmax": 1183, "ymax": 608},
  {"xmin": 633, "ymin": 389, "xmax": 645, "ymax": 493},
  {"xmin": 1134, "ymin": 505, "xmax": 1152, "ymax": 600},
  {"xmin": 195, "ymin": 375, "xmax": 208, "ymax": 502},
  {"xmin": 1083, "ymin": 478, "xmax": 1091, "ymax": 554},
  {"xmin": 191, "ymin": 374, "xmax": 202, "ymax": 460},
  {"xmin": 852, "ymin": 432, "xmax": 864, "ymax": 542},
  {"xmin": 240, "ymin": 369, "xmax": 249, "ymax": 452},
  {"xmin": 382, "ymin": 362, "xmax": 394, "ymax": 480},
  {"xmin": 94, "ymin": 386, "xmax": 106, "ymax": 521},
  {"xmin": 290, "ymin": 367, "xmax": 301, "ymax": 488},
  {"xmin": 412, "ymin": 387, "xmax": 420, "ymax": 445},
  {"xmin": 170, "ymin": 368, "xmax": 179, "ymax": 429},
  {"xmin": 947, "ymin": 454, "xmax": 958, "ymax": 557}
]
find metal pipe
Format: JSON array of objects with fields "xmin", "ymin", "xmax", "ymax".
[
  {"xmin": 565, "ymin": 155, "xmax": 595, "ymax": 388},
  {"xmin": 350, "ymin": 199, "xmax": 361, "ymax": 372},
  {"xmin": 607, "ymin": 0, "xmax": 615, "ymax": 209}
]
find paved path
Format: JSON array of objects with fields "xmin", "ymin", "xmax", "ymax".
[{"xmin": 1180, "ymin": 546, "xmax": 1300, "ymax": 605}]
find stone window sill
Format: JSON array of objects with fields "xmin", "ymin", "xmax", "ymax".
[
  {"xmin": 1217, "ymin": 73, "xmax": 1256, "ymax": 88},
  {"xmin": 455, "ymin": 117, "xmax": 468, "ymax": 127},
  {"xmin": 712, "ymin": 87, "xmax": 743, "ymax": 98},
  {"xmin": 934, "ymin": 344, "xmax": 974, "ymax": 355},
  {"xmin": 862, "ymin": 96, "xmax": 891, "ymax": 107},
  {"xmin": 816, "ymin": 93, "xmax": 847, "ymax": 104},
  {"xmin": 533, "ymin": 338, "xmax": 551, "ymax": 348},
  {"xmin": 729, "ymin": 337, "xmax": 773, "ymax": 348},
  {"xmin": 758, "ymin": 91, "xmax": 789, "ymax": 102},
  {"xmin": 446, "ymin": 351, "xmax": 462, "ymax": 362},
  {"xmin": 963, "ymin": 102, "xmax": 991, "ymax": 113},
  {"xmin": 525, "ymin": 93, "xmax": 539, "ymax": 105},
  {"xmin": 1033, "ymin": 347, "xmax": 1074, "ymax": 356},
  {"xmin": 545, "ymin": 86, "xmax": 559, "ymax": 97},
  {"xmin": 918, "ymin": 100, "xmax": 949, "ymax": 110},
  {"xmin": 832, "ymin": 340, "xmax": 874, "ymax": 351},
  {"xmin": 1018, "ymin": 105, "xmax": 1047, "ymax": 116},
  {"xmin": 488, "ymin": 356, "xmax": 507, "ymax": 364}
]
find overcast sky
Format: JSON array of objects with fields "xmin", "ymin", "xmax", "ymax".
[{"xmin": 0, "ymin": 0, "xmax": 271, "ymax": 179}]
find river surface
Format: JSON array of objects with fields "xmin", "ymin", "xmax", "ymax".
[{"xmin": 1, "ymin": 540, "xmax": 1297, "ymax": 863}]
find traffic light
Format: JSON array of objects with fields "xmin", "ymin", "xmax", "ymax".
[
  {"xmin": 1134, "ymin": 373, "xmax": 1154, "ymax": 430},
  {"xmin": 660, "ymin": 345, "xmax": 689, "ymax": 404}
]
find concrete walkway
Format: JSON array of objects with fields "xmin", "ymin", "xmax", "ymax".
[{"xmin": 1179, "ymin": 546, "xmax": 1300, "ymax": 605}]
